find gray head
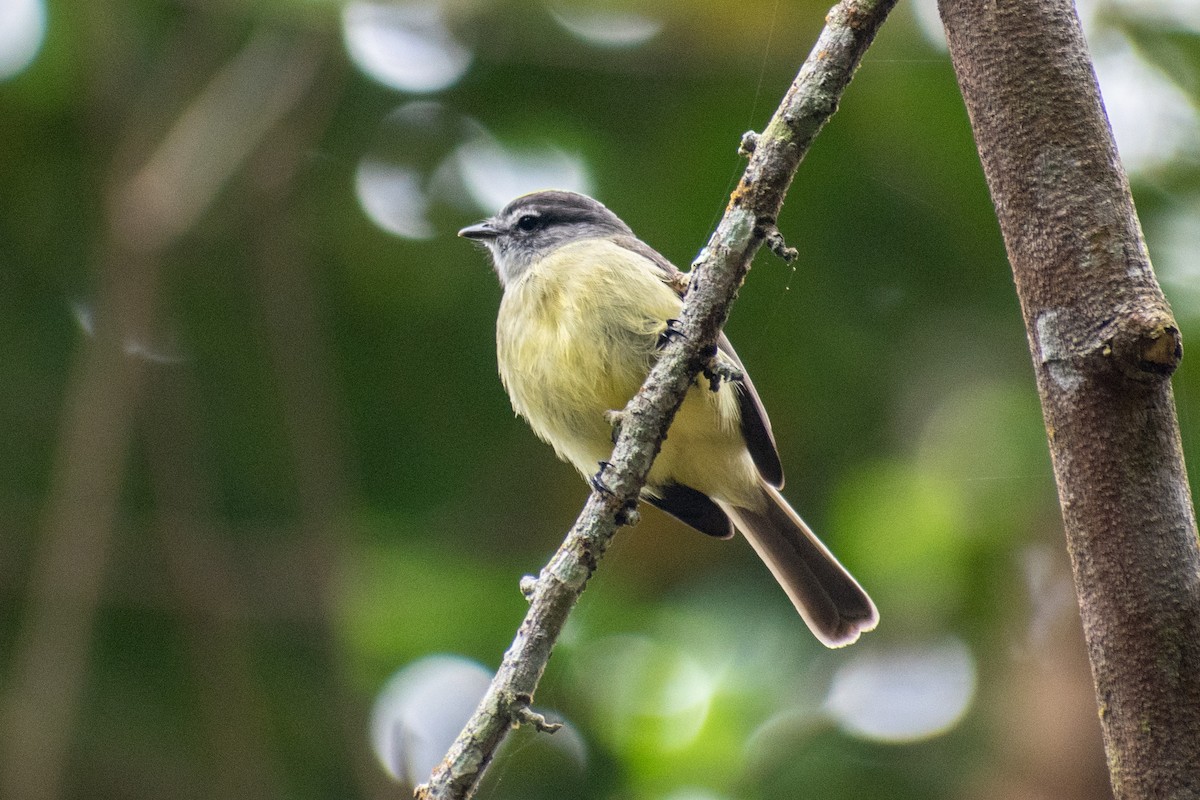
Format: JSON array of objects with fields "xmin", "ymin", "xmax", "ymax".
[{"xmin": 458, "ymin": 190, "xmax": 633, "ymax": 286}]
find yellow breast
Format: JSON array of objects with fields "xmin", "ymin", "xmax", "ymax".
[{"xmin": 496, "ymin": 238, "xmax": 759, "ymax": 507}]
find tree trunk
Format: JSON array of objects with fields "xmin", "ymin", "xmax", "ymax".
[{"xmin": 937, "ymin": 0, "xmax": 1200, "ymax": 796}]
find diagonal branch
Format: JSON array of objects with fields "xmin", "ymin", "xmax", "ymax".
[{"xmin": 415, "ymin": 1, "xmax": 899, "ymax": 796}]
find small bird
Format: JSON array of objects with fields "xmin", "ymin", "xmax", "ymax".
[{"xmin": 459, "ymin": 190, "xmax": 877, "ymax": 647}]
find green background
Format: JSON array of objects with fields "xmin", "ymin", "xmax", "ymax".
[{"xmin": 1, "ymin": 0, "xmax": 1197, "ymax": 798}]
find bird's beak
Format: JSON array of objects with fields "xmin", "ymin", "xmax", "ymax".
[{"xmin": 458, "ymin": 220, "xmax": 498, "ymax": 240}]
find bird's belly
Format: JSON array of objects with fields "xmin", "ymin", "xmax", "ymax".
[
  {"xmin": 497, "ymin": 281, "xmax": 658, "ymax": 478},
  {"xmin": 502, "ymin": 331, "xmax": 759, "ymax": 508},
  {"xmin": 508, "ymin": 348, "xmax": 641, "ymax": 478},
  {"xmin": 494, "ymin": 238, "xmax": 759, "ymax": 506}
]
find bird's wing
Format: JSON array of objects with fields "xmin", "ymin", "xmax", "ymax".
[
  {"xmin": 715, "ymin": 333, "xmax": 784, "ymax": 487},
  {"xmin": 643, "ymin": 483, "xmax": 735, "ymax": 539},
  {"xmin": 612, "ymin": 235, "xmax": 785, "ymax": 488}
]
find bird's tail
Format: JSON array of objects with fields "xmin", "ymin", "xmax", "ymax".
[{"xmin": 720, "ymin": 483, "xmax": 878, "ymax": 647}]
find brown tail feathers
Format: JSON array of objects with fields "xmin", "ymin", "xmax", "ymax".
[{"xmin": 721, "ymin": 483, "xmax": 878, "ymax": 647}]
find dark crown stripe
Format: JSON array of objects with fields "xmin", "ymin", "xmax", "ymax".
[{"xmin": 501, "ymin": 191, "xmax": 630, "ymax": 233}]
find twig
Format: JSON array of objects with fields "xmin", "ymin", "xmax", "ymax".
[{"xmin": 415, "ymin": 1, "xmax": 898, "ymax": 797}]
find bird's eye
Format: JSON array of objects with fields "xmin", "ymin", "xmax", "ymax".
[{"xmin": 515, "ymin": 214, "xmax": 540, "ymax": 232}]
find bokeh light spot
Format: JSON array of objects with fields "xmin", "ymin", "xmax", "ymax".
[
  {"xmin": 455, "ymin": 134, "xmax": 593, "ymax": 213},
  {"xmin": 911, "ymin": 0, "xmax": 1200, "ymax": 174},
  {"xmin": 1152, "ymin": 203, "xmax": 1200, "ymax": 322},
  {"xmin": 353, "ymin": 101, "xmax": 592, "ymax": 237},
  {"xmin": 824, "ymin": 638, "xmax": 977, "ymax": 742},
  {"xmin": 833, "ymin": 461, "xmax": 970, "ymax": 622},
  {"xmin": 371, "ymin": 655, "xmax": 492, "ymax": 785},
  {"xmin": 343, "ymin": 1, "xmax": 472, "ymax": 93},
  {"xmin": 547, "ymin": 3, "xmax": 663, "ymax": 48},
  {"xmin": 1090, "ymin": 39, "xmax": 1200, "ymax": 174},
  {"xmin": 356, "ymin": 161, "xmax": 435, "ymax": 239},
  {"xmin": 570, "ymin": 634, "xmax": 716, "ymax": 753},
  {"xmin": 0, "ymin": 0, "xmax": 46, "ymax": 80},
  {"xmin": 354, "ymin": 101, "xmax": 478, "ymax": 239}
]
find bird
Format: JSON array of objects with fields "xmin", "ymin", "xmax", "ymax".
[{"xmin": 459, "ymin": 189, "xmax": 877, "ymax": 647}]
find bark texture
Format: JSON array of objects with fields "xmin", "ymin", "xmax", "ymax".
[{"xmin": 938, "ymin": 0, "xmax": 1200, "ymax": 796}]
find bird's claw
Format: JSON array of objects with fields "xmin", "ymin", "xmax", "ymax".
[
  {"xmin": 591, "ymin": 461, "xmax": 614, "ymax": 495},
  {"xmin": 703, "ymin": 359, "xmax": 743, "ymax": 393},
  {"xmin": 657, "ymin": 318, "xmax": 685, "ymax": 349},
  {"xmin": 591, "ymin": 461, "xmax": 640, "ymax": 526}
]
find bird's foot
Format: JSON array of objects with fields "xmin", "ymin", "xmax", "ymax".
[
  {"xmin": 590, "ymin": 461, "xmax": 614, "ymax": 495},
  {"xmin": 591, "ymin": 461, "xmax": 640, "ymax": 526},
  {"xmin": 656, "ymin": 318, "xmax": 685, "ymax": 349},
  {"xmin": 703, "ymin": 358, "xmax": 743, "ymax": 393}
]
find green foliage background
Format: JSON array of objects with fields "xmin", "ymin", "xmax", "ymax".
[{"xmin": 1, "ymin": 1, "xmax": 1197, "ymax": 798}]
